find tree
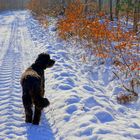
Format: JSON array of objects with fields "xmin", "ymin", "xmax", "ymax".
[
  {"xmin": 115, "ymin": 0, "xmax": 120, "ymax": 19},
  {"xmin": 109, "ymin": 0, "xmax": 113, "ymax": 20},
  {"xmin": 98, "ymin": 0, "xmax": 103, "ymax": 12},
  {"xmin": 120, "ymin": 0, "xmax": 134, "ymax": 25},
  {"xmin": 133, "ymin": 0, "xmax": 139, "ymax": 32},
  {"xmin": 84, "ymin": 0, "xmax": 89, "ymax": 14}
]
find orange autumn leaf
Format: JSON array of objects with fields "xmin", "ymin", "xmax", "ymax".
[
  {"xmin": 115, "ymin": 42, "xmax": 127, "ymax": 49},
  {"xmin": 96, "ymin": 53, "xmax": 109, "ymax": 58},
  {"xmin": 98, "ymin": 11, "xmax": 105, "ymax": 17},
  {"xmin": 130, "ymin": 61, "xmax": 140, "ymax": 71}
]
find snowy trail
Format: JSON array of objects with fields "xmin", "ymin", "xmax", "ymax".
[
  {"xmin": 0, "ymin": 10, "xmax": 140, "ymax": 140},
  {"xmin": 0, "ymin": 11, "xmax": 55, "ymax": 140},
  {"xmin": 0, "ymin": 15, "xmax": 24, "ymax": 139}
]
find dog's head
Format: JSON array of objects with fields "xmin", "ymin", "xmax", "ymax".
[{"xmin": 35, "ymin": 53, "xmax": 55, "ymax": 69}]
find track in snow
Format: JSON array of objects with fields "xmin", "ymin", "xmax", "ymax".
[{"xmin": 0, "ymin": 11, "xmax": 55, "ymax": 140}]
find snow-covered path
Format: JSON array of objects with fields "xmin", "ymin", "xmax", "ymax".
[
  {"xmin": 0, "ymin": 11, "xmax": 55, "ymax": 140},
  {"xmin": 0, "ymin": 15, "xmax": 23, "ymax": 139},
  {"xmin": 0, "ymin": 10, "xmax": 140, "ymax": 140}
]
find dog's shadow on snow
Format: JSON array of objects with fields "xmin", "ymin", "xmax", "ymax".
[{"xmin": 25, "ymin": 110, "xmax": 55, "ymax": 140}]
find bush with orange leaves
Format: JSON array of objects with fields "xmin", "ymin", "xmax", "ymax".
[
  {"xmin": 57, "ymin": 0, "xmax": 140, "ymax": 104},
  {"xmin": 58, "ymin": 0, "xmax": 86, "ymax": 39}
]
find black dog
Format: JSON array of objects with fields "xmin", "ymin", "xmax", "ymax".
[{"xmin": 21, "ymin": 53, "xmax": 55, "ymax": 125}]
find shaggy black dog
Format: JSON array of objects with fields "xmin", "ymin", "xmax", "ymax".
[{"xmin": 21, "ymin": 53, "xmax": 55, "ymax": 125}]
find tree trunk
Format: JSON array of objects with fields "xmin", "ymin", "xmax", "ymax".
[
  {"xmin": 115, "ymin": 0, "xmax": 120, "ymax": 19},
  {"xmin": 99, "ymin": 0, "xmax": 102, "ymax": 12},
  {"xmin": 59, "ymin": 0, "xmax": 66, "ymax": 16},
  {"xmin": 133, "ymin": 0, "xmax": 139, "ymax": 32},
  {"xmin": 110, "ymin": 0, "xmax": 113, "ymax": 20},
  {"xmin": 84, "ymin": 0, "xmax": 89, "ymax": 14},
  {"xmin": 126, "ymin": 8, "xmax": 129, "ymax": 26},
  {"xmin": 125, "ymin": 0, "xmax": 132, "ymax": 26}
]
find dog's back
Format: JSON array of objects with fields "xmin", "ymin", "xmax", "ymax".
[
  {"xmin": 21, "ymin": 68, "xmax": 43, "ymax": 106},
  {"xmin": 21, "ymin": 67, "xmax": 41, "ymax": 94},
  {"xmin": 21, "ymin": 67, "xmax": 49, "ymax": 109}
]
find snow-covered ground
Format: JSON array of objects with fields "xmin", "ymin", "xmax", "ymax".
[{"xmin": 0, "ymin": 10, "xmax": 140, "ymax": 140}]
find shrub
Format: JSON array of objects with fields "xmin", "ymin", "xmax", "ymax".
[{"xmin": 57, "ymin": 0, "xmax": 140, "ymax": 103}]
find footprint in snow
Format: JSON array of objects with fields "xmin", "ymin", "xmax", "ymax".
[
  {"xmin": 80, "ymin": 128, "xmax": 93, "ymax": 136},
  {"xmin": 58, "ymin": 84, "xmax": 73, "ymax": 90},
  {"xmin": 65, "ymin": 95, "xmax": 80, "ymax": 105},
  {"xmin": 63, "ymin": 78, "xmax": 76, "ymax": 87},
  {"xmin": 58, "ymin": 77, "xmax": 76, "ymax": 90},
  {"xmin": 96, "ymin": 129, "xmax": 112, "ymax": 134},
  {"xmin": 95, "ymin": 111, "xmax": 114, "ymax": 123},
  {"xmin": 83, "ymin": 97, "xmax": 102, "ymax": 109},
  {"xmin": 55, "ymin": 71, "xmax": 76, "ymax": 81},
  {"xmin": 83, "ymin": 85, "xmax": 95, "ymax": 92},
  {"xmin": 66, "ymin": 105, "xmax": 78, "ymax": 114},
  {"xmin": 63, "ymin": 64, "xmax": 73, "ymax": 70}
]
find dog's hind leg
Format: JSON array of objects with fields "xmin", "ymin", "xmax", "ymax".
[
  {"xmin": 22, "ymin": 94, "xmax": 33, "ymax": 123},
  {"xmin": 32, "ymin": 98, "xmax": 50, "ymax": 125},
  {"xmin": 32, "ymin": 106, "xmax": 42, "ymax": 125},
  {"xmin": 31, "ymin": 88, "xmax": 50, "ymax": 125}
]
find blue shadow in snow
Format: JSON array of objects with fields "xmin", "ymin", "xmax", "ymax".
[{"xmin": 25, "ymin": 110, "xmax": 55, "ymax": 140}]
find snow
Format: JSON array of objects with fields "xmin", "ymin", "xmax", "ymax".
[{"xmin": 0, "ymin": 10, "xmax": 140, "ymax": 140}]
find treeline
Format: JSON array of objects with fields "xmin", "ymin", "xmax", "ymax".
[
  {"xmin": 0, "ymin": 0, "xmax": 30, "ymax": 10},
  {"xmin": 27, "ymin": 0, "xmax": 140, "ymax": 32},
  {"xmin": 27, "ymin": 0, "xmax": 71, "ymax": 16}
]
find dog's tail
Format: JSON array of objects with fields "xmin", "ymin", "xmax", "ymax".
[
  {"xmin": 31, "ymin": 86, "xmax": 50, "ymax": 109},
  {"xmin": 32, "ymin": 94, "xmax": 50, "ymax": 110}
]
